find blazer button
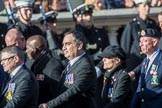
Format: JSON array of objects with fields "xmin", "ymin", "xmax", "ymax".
[{"xmin": 141, "ymin": 99, "xmax": 144, "ymax": 102}]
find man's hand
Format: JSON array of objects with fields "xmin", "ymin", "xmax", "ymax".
[
  {"xmin": 39, "ymin": 103, "xmax": 48, "ymax": 108},
  {"xmin": 128, "ymin": 71, "xmax": 135, "ymax": 80}
]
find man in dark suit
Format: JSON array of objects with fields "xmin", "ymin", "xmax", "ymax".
[
  {"xmin": 99, "ymin": 45, "xmax": 131, "ymax": 108},
  {"xmin": 131, "ymin": 28, "xmax": 162, "ymax": 108},
  {"xmin": 26, "ymin": 35, "xmax": 64, "ymax": 104},
  {"xmin": 0, "ymin": 64, "xmax": 5, "ymax": 91},
  {"xmin": 39, "ymin": 30, "xmax": 97, "ymax": 108},
  {"xmin": 0, "ymin": 45, "xmax": 39, "ymax": 108}
]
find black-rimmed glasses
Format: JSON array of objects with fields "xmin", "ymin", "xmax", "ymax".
[{"xmin": 0, "ymin": 56, "xmax": 15, "ymax": 62}]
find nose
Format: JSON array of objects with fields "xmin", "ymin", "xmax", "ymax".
[
  {"xmin": 62, "ymin": 44, "xmax": 66, "ymax": 50},
  {"xmin": 1, "ymin": 60, "xmax": 4, "ymax": 66}
]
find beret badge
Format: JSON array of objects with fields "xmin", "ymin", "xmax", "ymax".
[{"xmin": 141, "ymin": 30, "xmax": 146, "ymax": 36}]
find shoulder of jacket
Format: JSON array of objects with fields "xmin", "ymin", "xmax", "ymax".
[{"xmin": 130, "ymin": 17, "xmax": 138, "ymax": 23}]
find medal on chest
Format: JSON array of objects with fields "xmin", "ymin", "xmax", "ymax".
[
  {"xmin": 150, "ymin": 64, "xmax": 159, "ymax": 85},
  {"xmin": 6, "ymin": 83, "xmax": 15, "ymax": 101}
]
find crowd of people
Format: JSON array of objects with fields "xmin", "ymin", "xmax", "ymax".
[
  {"xmin": 0, "ymin": 0, "xmax": 162, "ymax": 108},
  {"xmin": 1, "ymin": 0, "xmax": 162, "ymax": 15}
]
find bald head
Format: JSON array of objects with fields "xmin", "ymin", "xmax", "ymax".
[
  {"xmin": 26, "ymin": 35, "xmax": 47, "ymax": 49},
  {"xmin": 5, "ymin": 28, "xmax": 26, "ymax": 50},
  {"xmin": 26, "ymin": 35, "xmax": 47, "ymax": 59}
]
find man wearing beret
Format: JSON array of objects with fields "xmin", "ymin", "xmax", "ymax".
[
  {"xmin": 99, "ymin": 45, "xmax": 131, "ymax": 108},
  {"xmin": 8, "ymin": 0, "xmax": 43, "ymax": 39},
  {"xmin": 120, "ymin": 0, "xmax": 158, "ymax": 94},
  {"xmin": 131, "ymin": 28, "xmax": 162, "ymax": 108}
]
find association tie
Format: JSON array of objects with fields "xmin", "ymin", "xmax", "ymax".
[
  {"xmin": 101, "ymin": 76, "xmax": 108, "ymax": 103},
  {"xmin": 66, "ymin": 63, "xmax": 71, "ymax": 71},
  {"xmin": 141, "ymin": 58, "xmax": 150, "ymax": 87}
]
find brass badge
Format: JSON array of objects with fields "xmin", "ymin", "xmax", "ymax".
[
  {"xmin": 141, "ymin": 30, "xmax": 146, "ymax": 36},
  {"xmin": 6, "ymin": 91, "xmax": 12, "ymax": 101}
]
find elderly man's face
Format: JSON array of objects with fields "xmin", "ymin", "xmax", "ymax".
[
  {"xmin": 1, "ymin": 52, "xmax": 16, "ymax": 73},
  {"xmin": 139, "ymin": 36, "xmax": 157, "ymax": 55},
  {"xmin": 102, "ymin": 57, "xmax": 120, "ymax": 72}
]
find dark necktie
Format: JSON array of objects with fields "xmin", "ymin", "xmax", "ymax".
[
  {"xmin": 141, "ymin": 58, "xmax": 150, "ymax": 87},
  {"xmin": 66, "ymin": 63, "xmax": 71, "ymax": 71},
  {"xmin": 144, "ymin": 58, "xmax": 150, "ymax": 71},
  {"xmin": 101, "ymin": 76, "xmax": 108, "ymax": 103}
]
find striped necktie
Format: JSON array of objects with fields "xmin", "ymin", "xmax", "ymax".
[
  {"xmin": 66, "ymin": 63, "xmax": 71, "ymax": 71},
  {"xmin": 141, "ymin": 58, "xmax": 150, "ymax": 87}
]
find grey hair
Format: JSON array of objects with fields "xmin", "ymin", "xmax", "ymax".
[{"xmin": 1, "ymin": 45, "xmax": 25, "ymax": 61}]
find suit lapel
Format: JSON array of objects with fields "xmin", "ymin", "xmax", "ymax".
[
  {"xmin": 66, "ymin": 54, "xmax": 85, "ymax": 74},
  {"xmin": 1, "ymin": 65, "xmax": 25, "ymax": 96}
]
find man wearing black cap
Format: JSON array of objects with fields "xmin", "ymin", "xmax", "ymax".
[
  {"xmin": 8, "ymin": 0, "xmax": 43, "ymax": 39},
  {"xmin": 131, "ymin": 28, "xmax": 162, "ymax": 108},
  {"xmin": 99, "ymin": 45, "xmax": 131, "ymax": 108},
  {"xmin": 73, "ymin": 4, "xmax": 110, "ymax": 66}
]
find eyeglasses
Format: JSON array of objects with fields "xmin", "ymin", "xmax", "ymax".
[{"xmin": 0, "ymin": 56, "xmax": 15, "ymax": 62}]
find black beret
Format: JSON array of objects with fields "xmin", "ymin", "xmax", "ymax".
[
  {"xmin": 98, "ymin": 45, "xmax": 126, "ymax": 60},
  {"xmin": 72, "ymin": 4, "xmax": 94, "ymax": 16},
  {"xmin": 140, "ymin": 28, "xmax": 161, "ymax": 38}
]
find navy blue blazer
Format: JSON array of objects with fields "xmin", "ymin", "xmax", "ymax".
[
  {"xmin": 132, "ymin": 50, "xmax": 162, "ymax": 108},
  {"xmin": 0, "ymin": 65, "xmax": 39, "ymax": 108},
  {"xmin": 0, "ymin": 65, "xmax": 5, "ymax": 91}
]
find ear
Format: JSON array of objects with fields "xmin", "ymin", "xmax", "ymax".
[
  {"xmin": 14, "ymin": 55, "xmax": 20, "ymax": 64},
  {"xmin": 114, "ymin": 57, "xmax": 121, "ymax": 64},
  {"xmin": 152, "ymin": 38, "xmax": 158, "ymax": 46},
  {"xmin": 77, "ymin": 42, "xmax": 83, "ymax": 50}
]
